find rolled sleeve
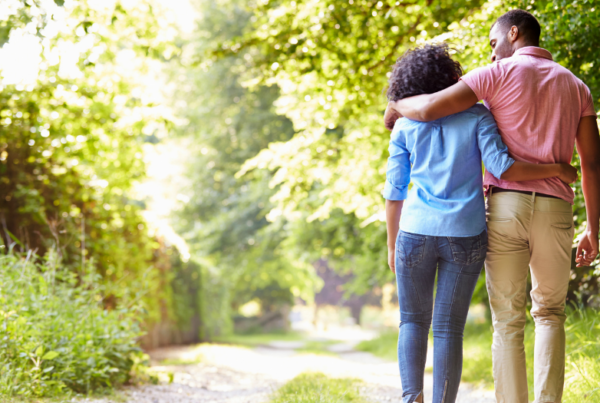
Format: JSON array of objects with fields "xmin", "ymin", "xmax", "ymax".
[
  {"xmin": 581, "ymin": 83, "xmax": 597, "ymax": 118},
  {"xmin": 382, "ymin": 133, "xmax": 411, "ymax": 200},
  {"xmin": 476, "ymin": 110, "xmax": 515, "ymax": 178}
]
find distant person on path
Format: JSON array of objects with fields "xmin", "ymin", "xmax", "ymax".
[
  {"xmin": 384, "ymin": 9, "xmax": 600, "ymax": 403},
  {"xmin": 383, "ymin": 44, "xmax": 577, "ymax": 403}
]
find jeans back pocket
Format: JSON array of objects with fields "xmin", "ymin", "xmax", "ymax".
[
  {"xmin": 397, "ymin": 231, "xmax": 427, "ymax": 268},
  {"xmin": 448, "ymin": 231, "xmax": 488, "ymax": 265}
]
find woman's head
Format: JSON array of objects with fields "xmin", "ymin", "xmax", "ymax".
[{"xmin": 386, "ymin": 43, "xmax": 463, "ymax": 102}]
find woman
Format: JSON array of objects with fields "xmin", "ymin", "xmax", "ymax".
[{"xmin": 383, "ymin": 44, "xmax": 576, "ymax": 403}]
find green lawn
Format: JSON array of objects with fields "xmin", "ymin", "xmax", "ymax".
[
  {"xmin": 356, "ymin": 308, "xmax": 600, "ymax": 402},
  {"xmin": 269, "ymin": 373, "xmax": 369, "ymax": 403},
  {"xmin": 212, "ymin": 331, "xmax": 304, "ymax": 347},
  {"xmin": 355, "ymin": 331, "xmax": 398, "ymax": 361},
  {"xmin": 213, "ymin": 331, "xmax": 341, "ymax": 356},
  {"xmin": 295, "ymin": 340, "xmax": 340, "ymax": 356}
]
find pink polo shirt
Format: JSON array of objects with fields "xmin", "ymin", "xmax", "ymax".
[{"xmin": 461, "ymin": 47, "xmax": 597, "ymax": 204}]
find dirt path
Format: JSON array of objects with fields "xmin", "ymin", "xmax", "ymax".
[{"xmin": 83, "ymin": 340, "xmax": 496, "ymax": 403}]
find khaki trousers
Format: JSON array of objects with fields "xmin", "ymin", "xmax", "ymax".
[{"xmin": 485, "ymin": 191, "xmax": 574, "ymax": 403}]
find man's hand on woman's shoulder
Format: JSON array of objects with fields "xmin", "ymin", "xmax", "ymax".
[{"xmin": 384, "ymin": 102, "xmax": 402, "ymax": 131}]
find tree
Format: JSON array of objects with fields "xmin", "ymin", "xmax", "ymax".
[
  {"xmin": 166, "ymin": 0, "xmax": 321, "ymax": 336},
  {"xmin": 210, "ymin": 0, "xmax": 600, "ymax": 300},
  {"xmin": 0, "ymin": 0, "xmax": 195, "ymax": 333}
]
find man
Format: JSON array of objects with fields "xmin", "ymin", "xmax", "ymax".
[{"xmin": 383, "ymin": 9, "xmax": 600, "ymax": 403}]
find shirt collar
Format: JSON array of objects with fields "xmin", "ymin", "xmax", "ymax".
[{"xmin": 513, "ymin": 46, "xmax": 553, "ymax": 61}]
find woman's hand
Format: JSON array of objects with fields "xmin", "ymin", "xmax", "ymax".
[
  {"xmin": 388, "ymin": 247, "xmax": 396, "ymax": 273},
  {"xmin": 386, "ymin": 200, "xmax": 403, "ymax": 274},
  {"xmin": 557, "ymin": 163, "xmax": 578, "ymax": 184}
]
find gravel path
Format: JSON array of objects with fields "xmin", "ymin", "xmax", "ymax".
[{"xmin": 81, "ymin": 341, "xmax": 495, "ymax": 403}]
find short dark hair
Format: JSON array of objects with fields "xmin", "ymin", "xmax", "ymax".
[
  {"xmin": 492, "ymin": 9, "xmax": 541, "ymax": 45},
  {"xmin": 386, "ymin": 43, "xmax": 462, "ymax": 102}
]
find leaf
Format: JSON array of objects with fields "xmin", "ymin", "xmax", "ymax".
[
  {"xmin": 43, "ymin": 366, "xmax": 54, "ymax": 372},
  {"xmin": 6, "ymin": 231, "xmax": 24, "ymax": 248},
  {"xmin": 54, "ymin": 0, "xmax": 65, "ymax": 6},
  {"xmin": 35, "ymin": 346, "xmax": 44, "ymax": 357},
  {"xmin": 42, "ymin": 351, "xmax": 59, "ymax": 360}
]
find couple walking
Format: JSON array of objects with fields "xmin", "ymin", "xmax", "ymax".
[{"xmin": 383, "ymin": 9, "xmax": 599, "ymax": 403}]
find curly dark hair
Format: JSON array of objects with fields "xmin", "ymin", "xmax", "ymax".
[{"xmin": 386, "ymin": 43, "xmax": 463, "ymax": 101}]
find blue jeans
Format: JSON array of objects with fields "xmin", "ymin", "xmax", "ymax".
[{"xmin": 395, "ymin": 230, "xmax": 487, "ymax": 403}]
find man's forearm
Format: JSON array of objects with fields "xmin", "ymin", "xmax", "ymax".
[
  {"xmin": 394, "ymin": 95, "xmax": 434, "ymax": 122},
  {"xmin": 500, "ymin": 161, "xmax": 561, "ymax": 182},
  {"xmin": 581, "ymin": 161, "xmax": 600, "ymax": 234},
  {"xmin": 576, "ymin": 116, "xmax": 600, "ymax": 235},
  {"xmin": 386, "ymin": 81, "xmax": 479, "ymax": 126},
  {"xmin": 386, "ymin": 200, "xmax": 404, "ymax": 249}
]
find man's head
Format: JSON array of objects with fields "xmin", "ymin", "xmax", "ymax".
[
  {"xmin": 489, "ymin": 9, "xmax": 541, "ymax": 62},
  {"xmin": 387, "ymin": 43, "xmax": 462, "ymax": 102}
]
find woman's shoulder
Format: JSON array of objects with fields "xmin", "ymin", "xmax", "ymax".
[
  {"xmin": 459, "ymin": 103, "xmax": 493, "ymax": 119},
  {"xmin": 394, "ymin": 116, "xmax": 424, "ymax": 127},
  {"xmin": 391, "ymin": 117, "xmax": 422, "ymax": 137}
]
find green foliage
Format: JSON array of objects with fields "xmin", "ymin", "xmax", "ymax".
[
  {"xmin": 0, "ymin": 0, "xmax": 201, "ymax": 345},
  {"xmin": 0, "ymin": 251, "xmax": 146, "ymax": 397},
  {"xmin": 270, "ymin": 372, "xmax": 368, "ymax": 403},
  {"xmin": 0, "ymin": 3, "xmax": 206, "ymax": 398},
  {"xmin": 206, "ymin": 0, "xmax": 600, "ymax": 300},
  {"xmin": 221, "ymin": 0, "xmax": 485, "ymax": 220},
  {"xmin": 0, "ymin": 0, "xmax": 180, "ymax": 315},
  {"xmin": 168, "ymin": 0, "xmax": 321, "ymax": 336}
]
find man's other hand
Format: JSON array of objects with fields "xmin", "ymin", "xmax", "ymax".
[
  {"xmin": 557, "ymin": 163, "xmax": 578, "ymax": 184},
  {"xmin": 384, "ymin": 102, "xmax": 402, "ymax": 131},
  {"xmin": 576, "ymin": 230, "xmax": 599, "ymax": 267}
]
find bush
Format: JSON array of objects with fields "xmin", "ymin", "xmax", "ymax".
[{"xmin": 0, "ymin": 250, "xmax": 147, "ymax": 397}]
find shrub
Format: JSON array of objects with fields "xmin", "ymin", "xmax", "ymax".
[{"xmin": 0, "ymin": 250, "xmax": 147, "ymax": 397}]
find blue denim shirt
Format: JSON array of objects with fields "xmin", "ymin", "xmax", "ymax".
[{"xmin": 383, "ymin": 104, "xmax": 515, "ymax": 237}]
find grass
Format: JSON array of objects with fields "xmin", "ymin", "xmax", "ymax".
[
  {"xmin": 0, "ymin": 389, "xmax": 128, "ymax": 403},
  {"xmin": 269, "ymin": 372, "xmax": 369, "ymax": 403},
  {"xmin": 212, "ymin": 330, "xmax": 304, "ymax": 347},
  {"xmin": 213, "ymin": 331, "xmax": 340, "ymax": 356},
  {"xmin": 460, "ymin": 321, "xmax": 495, "ymax": 387},
  {"xmin": 355, "ymin": 331, "xmax": 398, "ymax": 361},
  {"xmin": 159, "ymin": 357, "xmax": 203, "ymax": 366},
  {"xmin": 295, "ymin": 340, "xmax": 340, "ymax": 356},
  {"xmin": 355, "ymin": 307, "xmax": 600, "ymax": 402},
  {"xmin": 562, "ymin": 308, "xmax": 600, "ymax": 402}
]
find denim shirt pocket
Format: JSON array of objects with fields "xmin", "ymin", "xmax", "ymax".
[
  {"xmin": 397, "ymin": 231, "xmax": 427, "ymax": 268},
  {"xmin": 448, "ymin": 231, "xmax": 488, "ymax": 265}
]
